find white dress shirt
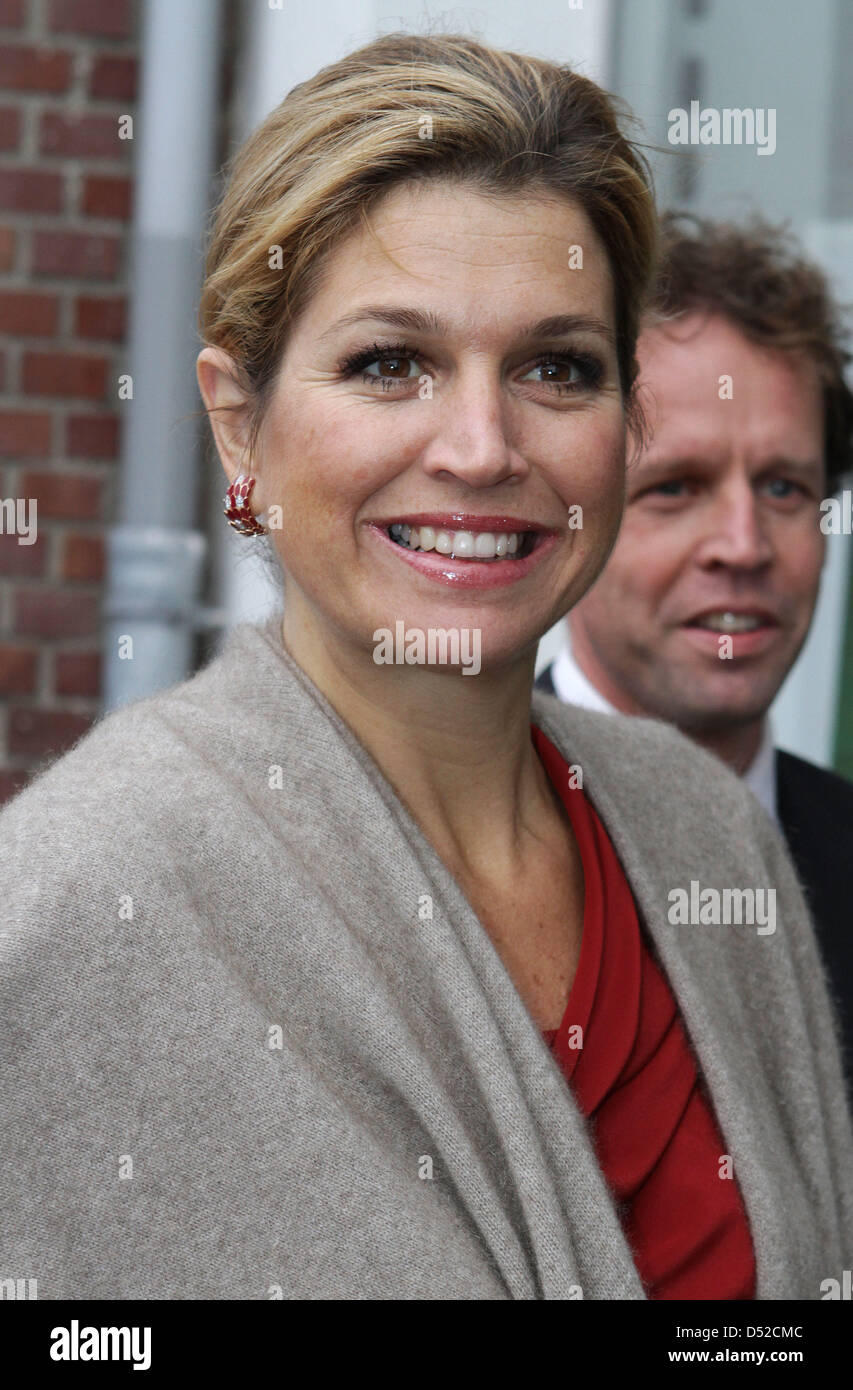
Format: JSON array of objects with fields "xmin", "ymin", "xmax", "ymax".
[{"xmin": 550, "ymin": 645, "xmax": 780, "ymax": 827}]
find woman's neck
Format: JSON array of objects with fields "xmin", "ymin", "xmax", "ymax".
[{"xmin": 280, "ymin": 607, "xmax": 555, "ymax": 881}]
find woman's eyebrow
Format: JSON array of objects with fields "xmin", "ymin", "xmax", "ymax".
[{"xmin": 318, "ymin": 305, "xmax": 616, "ymax": 345}]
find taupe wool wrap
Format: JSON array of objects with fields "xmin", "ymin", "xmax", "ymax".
[{"xmin": 1, "ymin": 613, "xmax": 851, "ymax": 1299}]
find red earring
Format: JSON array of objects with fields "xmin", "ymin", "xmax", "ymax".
[{"xmin": 223, "ymin": 474, "xmax": 267, "ymax": 536}]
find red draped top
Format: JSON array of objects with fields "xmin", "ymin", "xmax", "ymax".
[{"xmin": 532, "ymin": 723, "xmax": 756, "ymax": 1300}]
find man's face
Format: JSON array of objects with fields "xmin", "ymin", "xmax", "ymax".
[{"xmin": 569, "ymin": 311, "xmax": 827, "ymax": 734}]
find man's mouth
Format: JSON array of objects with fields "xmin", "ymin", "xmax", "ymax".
[
  {"xmin": 387, "ymin": 522, "xmax": 538, "ymax": 562},
  {"xmin": 685, "ymin": 610, "xmax": 777, "ymax": 634}
]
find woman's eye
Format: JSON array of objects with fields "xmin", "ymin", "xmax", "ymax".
[
  {"xmin": 362, "ymin": 355, "xmax": 420, "ymax": 381},
  {"xmin": 340, "ymin": 343, "xmax": 425, "ymax": 386},
  {"xmin": 519, "ymin": 354, "xmax": 602, "ymax": 393},
  {"xmin": 522, "ymin": 360, "xmax": 580, "ymax": 385},
  {"xmin": 344, "ymin": 346, "xmax": 602, "ymax": 392}
]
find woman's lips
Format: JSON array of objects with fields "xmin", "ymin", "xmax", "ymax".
[
  {"xmin": 373, "ymin": 513, "xmax": 547, "ymax": 531},
  {"xmin": 367, "ymin": 522, "xmax": 560, "ymax": 588}
]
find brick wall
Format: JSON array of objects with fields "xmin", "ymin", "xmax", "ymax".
[{"xmin": 0, "ymin": 0, "xmax": 139, "ymax": 803}]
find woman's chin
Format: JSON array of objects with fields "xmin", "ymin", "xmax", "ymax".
[{"xmin": 361, "ymin": 611, "xmax": 548, "ymax": 681}]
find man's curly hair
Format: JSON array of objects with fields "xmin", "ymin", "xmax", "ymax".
[{"xmin": 645, "ymin": 211, "xmax": 853, "ymax": 495}]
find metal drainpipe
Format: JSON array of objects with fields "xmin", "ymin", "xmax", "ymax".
[{"xmin": 103, "ymin": 0, "xmax": 224, "ymax": 711}]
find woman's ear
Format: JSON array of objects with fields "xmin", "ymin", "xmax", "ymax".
[{"xmin": 196, "ymin": 347, "xmax": 255, "ymax": 485}]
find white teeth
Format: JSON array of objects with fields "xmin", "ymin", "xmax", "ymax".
[
  {"xmin": 387, "ymin": 523, "xmax": 529, "ymax": 560},
  {"xmin": 694, "ymin": 611, "xmax": 764, "ymax": 633}
]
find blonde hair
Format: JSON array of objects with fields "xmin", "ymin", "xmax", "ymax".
[{"xmin": 199, "ymin": 30, "xmax": 658, "ymax": 461}]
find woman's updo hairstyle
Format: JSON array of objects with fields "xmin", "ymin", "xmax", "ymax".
[{"xmin": 199, "ymin": 30, "xmax": 658, "ymax": 462}]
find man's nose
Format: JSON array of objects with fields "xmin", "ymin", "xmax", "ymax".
[
  {"xmin": 695, "ymin": 485, "xmax": 775, "ymax": 570},
  {"xmin": 419, "ymin": 370, "xmax": 528, "ymax": 488}
]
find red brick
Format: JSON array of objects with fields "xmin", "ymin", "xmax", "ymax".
[
  {"xmin": 0, "ymin": 290, "xmax": 60, "ymax": 335},
  {"xmin": 9, "ymin": 706, "xmax": 95, "ymax": 757},
  {"xmin": 0, "ymin": 529, "xmax": 47, "ymax": 577},
  {"xmin": 0, "ymin": 46, "xmax": 73, "ymax": 93},
  {"xmin": 89, "ymin": 54, "xmax": 137, "ymax": 101},
  {"xmin": 62, "ymin": 532, "xmax": 104, "ymax": 580},
  {"xmin": 14, "ymin": 587, "xmax": 99, "ymax": 638},
  {"xmin": 33, "ymin": 229, "xmax": 119, "ymax": 279},
  {"xmin": 0, "ymin": 168, "xmax": 63, "ymax": 214},
  {"xmin": 20, "ymin": 469, "xmax": 101, "ymax": 519},
  {"xmin": 74, "ymin": 293, "xmax": 125, "ymax": 340},
  {"xmin": 0, "ymin": 643, "xmax": 37, "ymax": 693},
  {"xmin": 49, "ymin": 0, "xmax": 133, "ymax": 40},
  {"xmin": 0, "ymin": 225, "xmax": 14, "ymax": 269},
  {"xmin": 55, "ymin": 649, "xmax": 100, "ymax": 695},
  {"xmin": 22, "ymin": 350, "xmax": 108, "ymax": 399},
  {"xmin": 66, "ymin": 412, "xmax": 119, "ymax": 457},
  {"xmin": 0, "ymin": 105, "xmax": 21, "ymax": 150},
  {"xmin": 0, "ymin": 769, "xmax": 30, "ymax": 805},
  {"xmin": 40, "ymin": 110, "xmax": 127, "ymax": 159},
  {"xmin": 82, "ymin": 173, "xmax": 131, "ymax": 219},
  {"xmin": 0, "ymin": 0, "xmax": 24, "ymax": 26},
  {"xmin": 0, "ymin": 410, "xmax": 51, "ymax": 457}
]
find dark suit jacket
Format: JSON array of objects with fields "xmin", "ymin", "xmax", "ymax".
[
  {"xmin": 775, "ymin": 748, "xmax": 853, "ymax": 1102},
  {"xmin": 535, "ymin": 663, "xmax": 853, "ymax": 1106}
]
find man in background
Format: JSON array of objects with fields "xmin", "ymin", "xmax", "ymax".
[{"xmin": 538, "ymin": 213, "xmax": 853, "ymax": 1099}]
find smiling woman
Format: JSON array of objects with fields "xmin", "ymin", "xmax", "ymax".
[
  {"xmin": 201, "ymin": 180, "xmax": 629, "ymax": 659},
  {"xmin": 0, "ymin": 31, "xmax": 851, "ymax": 1303}
]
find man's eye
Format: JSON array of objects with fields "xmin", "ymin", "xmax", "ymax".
[
  {"xmin": 765, "ymin": 478, "xmax": 800, "ymax": 499},
  {"xmin": 631, "ymin": 479, "xmax": 691, "ymax": 505}
]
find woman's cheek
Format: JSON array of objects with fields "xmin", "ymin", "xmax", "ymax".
[{"xmin": 548, "ymin": 413, "xmax": 625, "ymax": 530}]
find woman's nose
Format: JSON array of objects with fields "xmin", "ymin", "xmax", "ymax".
[{"xmin": 418, "ymin": 371, "xmax": 529, "ymax": 488}]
